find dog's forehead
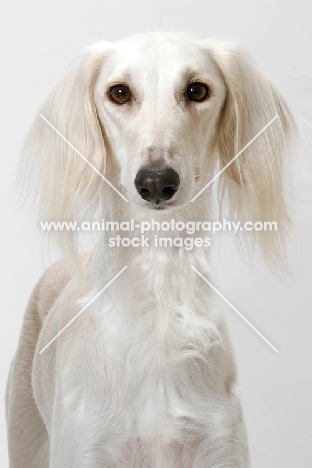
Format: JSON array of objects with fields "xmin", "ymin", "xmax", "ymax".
[{"xmin": 104, "ymin": 33, "xmax": 216, "ymax": 80}]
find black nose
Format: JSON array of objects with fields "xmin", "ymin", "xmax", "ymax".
[{"xmin": 134, "ymin": 166, "xmax": 180, "ymax": 203}]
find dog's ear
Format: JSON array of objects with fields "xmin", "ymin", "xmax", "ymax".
[
  {"xmin": 208, "ymin": 42, "xmax": 298, "ymax": 266},
  {"xmin": 21, "ymin": 43, "xmax": 111, "ymax": 268}
]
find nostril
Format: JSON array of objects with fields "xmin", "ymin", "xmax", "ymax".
[
  {"xmin": 139, "ymin": 188, "xmax": 151, "ymax": 197},
  {"xmin": 162, "ymin": 186, "xmax": 178, "ymax": 198}
]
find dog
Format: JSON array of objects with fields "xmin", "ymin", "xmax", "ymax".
[{"xmin": 6, "ymin": 32, "xmax": 297, "ymax": 467}]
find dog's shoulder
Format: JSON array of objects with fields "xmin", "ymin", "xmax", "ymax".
[{"xmin": 32, "ymin": 251, "xmax": 93, "ymax": 324}]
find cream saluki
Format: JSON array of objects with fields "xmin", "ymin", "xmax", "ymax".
[{"xmin": 6, "ymin": 32, "xmax": 296, "ymax": 467}]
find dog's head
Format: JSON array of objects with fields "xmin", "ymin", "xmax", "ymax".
[
  {"xmin": 93, "ymin": 33, "xmax": 227, "ymax": 211},
  {"xmin": 23, "ymin": 32, "xmax": 297, "ymax": 263}
]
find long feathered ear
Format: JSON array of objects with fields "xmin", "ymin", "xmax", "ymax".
[
  {"xmin": 21, "ymin": 42, "xmax": 111, "ymax": 269},
  {"xmin": 209, "ymin": 42, "xmax": 298, "ymax": 267}
]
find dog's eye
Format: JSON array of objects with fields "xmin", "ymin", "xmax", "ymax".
[
  {"xmin": 108, "ymin": 84, "xmax": 131, "ymax": 104},
  {"xmin": 187, "ymin": 83, "xmax": 210, "ymax": 102}
]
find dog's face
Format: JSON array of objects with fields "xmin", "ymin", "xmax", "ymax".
[
  {"xmin": 27, "ymin": 31, "xmax": 296, "ymax": 264},
  {"xmin": 94, "ymin": 34, "xmax": 226, "ymax": 210}
]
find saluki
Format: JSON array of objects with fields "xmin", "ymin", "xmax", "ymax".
[{"xmin": 6, "ymin": 32, "xmax": 296, "ymax": 467}]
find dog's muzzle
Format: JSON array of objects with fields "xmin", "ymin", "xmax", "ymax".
[{"xmin": 134, "ymin": 166, "xmax": 180, "ymax": 204}]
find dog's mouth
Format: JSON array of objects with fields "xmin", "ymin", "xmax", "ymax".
[{"xmin": 141, "ymin": 200, "xmax": 174, "ymax": 211}]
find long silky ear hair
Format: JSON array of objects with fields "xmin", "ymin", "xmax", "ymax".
[
  {"xmin": 209, "ymin": 42, "xmax": 298, "ymax": 268},
  {"xmin": 20, "ymin": 43, "xmax": 110, "ymax": 270}
]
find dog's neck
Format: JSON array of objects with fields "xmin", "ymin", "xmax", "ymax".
[
  {"xmin": 90, "ymin": 199, "xmax": 219, "ymax": 393},
  {"xmin": 92, "ymin": 196, "xmax": 213, "ymax": 288},
  {"xmin": 91, "ymin": 198, "xmax": 215, "ymax": 353}
]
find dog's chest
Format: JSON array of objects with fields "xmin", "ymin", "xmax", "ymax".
[
  {"xmin": 71, "ymin": 247, "xmax": 218, "ymax": 463},
  {"xmin": 95, "ymin": 250, "xmax": 213, "ymax": 439}
]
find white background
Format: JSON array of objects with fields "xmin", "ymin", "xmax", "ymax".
[{"xmin": 1, "ymin": 1, "xmax": 312, "ymax": 466}]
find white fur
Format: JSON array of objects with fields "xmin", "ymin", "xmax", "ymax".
[{"xmin": 7, "ymin": 32, "xmax": 297, "ymax": 467}]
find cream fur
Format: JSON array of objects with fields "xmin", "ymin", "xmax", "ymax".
[{"xmin": 7, "ymin": 32, "xmax": 297, "ymax": 467}]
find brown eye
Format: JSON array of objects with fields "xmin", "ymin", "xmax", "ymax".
[
  {"xmin": 108, "ymin": 84, "xmax": 131, "ymax": 104},
  {"xmin": 187, "ymin": 82, "xmax": 210, "ymax": 102}
]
